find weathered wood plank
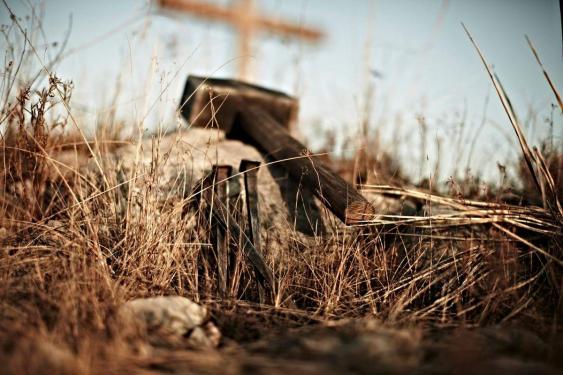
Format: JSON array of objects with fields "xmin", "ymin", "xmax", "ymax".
[{"xmin": 237, "ymin": 105, "xmax": 375, "ymax": 225}]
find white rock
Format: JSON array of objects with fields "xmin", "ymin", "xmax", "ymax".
[
  {"xmin": 0, "ymin": 227, "xmax": 7, "ymax": 240},
  {"xmin": 119, "ymin": 296, "xmax": 220, "ymax": 349}
]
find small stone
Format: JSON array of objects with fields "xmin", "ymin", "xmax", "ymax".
[
  {"xmin": 119, "ymin": 296, "xmax": 220, "ymax": 349},
  {"xmin": 0, "ymin": 227, "xmax": 7, "ymax": 240},
  {"xmin": 46, "ymin": 220, "xmax": 64, "ymax": 230}
]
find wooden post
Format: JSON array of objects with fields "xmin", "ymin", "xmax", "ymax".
[{"xmin": 211, "ymin": 165, "xmax": 231, "ymax": 297}]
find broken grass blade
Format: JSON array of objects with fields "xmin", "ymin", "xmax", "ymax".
[
  {"xmin": 462, "ymin": 23, "xmax": 543, "ymax": 201},
  {"xmin": 525, "ymin": 34, "xmax": 563, "ymax": 112}
]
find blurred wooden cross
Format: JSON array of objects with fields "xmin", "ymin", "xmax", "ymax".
[{"xmin": 158, "ymin": 0, "xmax": 323, "ymax": 81}]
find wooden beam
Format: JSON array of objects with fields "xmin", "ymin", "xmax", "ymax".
[
  {"xmin": 159, "ymin": 0, "xmax": 322, "ymax": 41},
  {"xmin": 237, "ymin": 105, "xmax": 375, "ymax": 225}
]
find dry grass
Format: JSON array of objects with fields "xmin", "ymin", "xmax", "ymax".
[
  {"xmin": 0, "ymin": 73, "xmax": 561, "ymax": 372},
  {"xmin": 0, "ymin": 8, "xmax": 562, "ymax": 374}
]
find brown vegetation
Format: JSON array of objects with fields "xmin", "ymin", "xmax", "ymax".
[{"xmin": 0, "ymin": 8, "xmax": 562, "ymax": 374}]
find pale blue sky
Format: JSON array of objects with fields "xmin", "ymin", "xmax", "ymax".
[{"xmin": 1, "ymin": 0, "xmax": 562, "ymax": 181}]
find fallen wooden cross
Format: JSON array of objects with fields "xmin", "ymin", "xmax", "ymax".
[{"xmin": 179, "ymin": 75, "xmax": 376, "ymax": 225}]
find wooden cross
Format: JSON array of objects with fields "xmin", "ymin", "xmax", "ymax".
[{"xmin": 158, "ymin": 0, "xmax": 323, "ymax": 81}]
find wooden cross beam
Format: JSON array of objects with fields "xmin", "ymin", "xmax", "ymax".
[{"xmin": 158, "ymin": 0, "xmax": 323, "ymax": 80}]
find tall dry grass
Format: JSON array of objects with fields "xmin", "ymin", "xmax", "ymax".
[
  {"xmin": 1, "ymin": 75, "xmax": 561, "ymax": 368},
  {"xmin": 0, "ymin": 6, "xmax": 562, "ymax": 374}
]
